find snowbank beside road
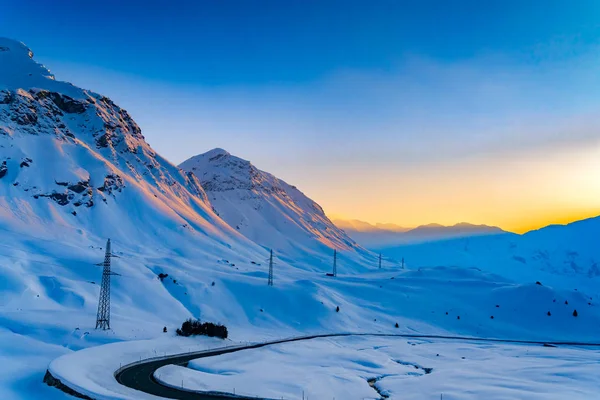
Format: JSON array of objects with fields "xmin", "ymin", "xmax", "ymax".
[{"xmin": 48, "ymin": 336, "xmax": 234, "ymax": 400}]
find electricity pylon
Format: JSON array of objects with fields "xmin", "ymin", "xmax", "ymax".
[
  {"xmin": 95, "ymin": 239, "xmax": 118, "ymax": 330},
  {"xmin": 333, "ymin": 249, "xmax": 337, "ymax": 277},
  {"xmin": 268, "ymin": 249, "xmax": 274, "ymax": 286}
]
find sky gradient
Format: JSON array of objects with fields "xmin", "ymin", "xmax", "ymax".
[{"xmin": 2, "ymin": 1, "xmax": 600, "ymax": 232}]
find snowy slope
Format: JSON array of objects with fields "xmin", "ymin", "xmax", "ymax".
[{"xmin": 180, "ymin": 148, "xmax": 377, "ymax": 271}]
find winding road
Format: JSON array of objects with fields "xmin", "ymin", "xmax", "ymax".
[{"xmin": 114, "ymin": 333, "xmax": 600, "ymax": 400}]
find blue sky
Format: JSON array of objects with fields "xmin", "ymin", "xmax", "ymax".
[{"xmin": 2, "ymin": 1, "xmax": 600, "ymax": 230}]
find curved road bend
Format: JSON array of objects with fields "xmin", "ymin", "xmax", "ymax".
[{"xmin": 116, "ymin": 333, "xmax": 600, "ymax": 400}]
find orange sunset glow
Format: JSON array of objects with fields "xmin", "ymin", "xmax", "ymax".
[{"xmin": 298, "ymin": 139, "xmax": 600, "ymax": 233}]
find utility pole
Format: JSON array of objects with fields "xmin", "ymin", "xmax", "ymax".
[
  {"xmin": 379, "ymin": 253, "xmax": 382, "ymax": 269},
  {"xmin": 95, "ymin": 239, "xmax": 117, "ymax": 330},
  {"xmin": 268, "ymin": 249, "xmax": 274, "ymax": 286},
  {"xmin": 333, "ymin": 249, "xmax": 337, "ymax": 277}
]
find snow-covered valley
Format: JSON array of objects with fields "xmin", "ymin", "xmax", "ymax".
[
  {"xmin": 158, "ymin": 336, "xmax": 600, "ymax": 400},
  {"xmin": 1, "ymin": 37, "xmax": 599, "ymax": 400}
]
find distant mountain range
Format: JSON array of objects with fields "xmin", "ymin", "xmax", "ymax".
[
  {"xmin": 333, "ymin": 219, "xmax": 506, "ymax": 248},
  {"xmin": 377, "ymin": 215, "xmax": 600, "ymax": 288},
  {"xmin": 333, "ymin": 219, "xmax": 411, "ymax": 233}
]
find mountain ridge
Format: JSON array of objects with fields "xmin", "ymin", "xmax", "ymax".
[
  {"xmin": 180, "ymin": 148, "xmax": 376, "ymax": 270},
  {"xmin": 0, "ymin": 36, "xmax": 263, "ymax": 258},
  {"xmin": 334, "ymin": 218, "xmax": 507, "ymax": 247}
]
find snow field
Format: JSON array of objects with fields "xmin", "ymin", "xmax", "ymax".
[{"xmin": 157, "ymin": 336, "xmax": 600, "ymax": 400}]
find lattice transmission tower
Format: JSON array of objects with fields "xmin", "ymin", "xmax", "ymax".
[
  {"xmin": 332, "ymin": 249, "xmax": 337, "ymax": 277},
  {"xmin": 95, "ymin": 238, "xmax": 117, "ymax": 330},
  {"xmin": 268, "ymin": 249, "xmax": 274, "ymax": 286}
]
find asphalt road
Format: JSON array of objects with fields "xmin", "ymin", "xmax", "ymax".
[{"xmin": 115, "ymin": 333, "xmax": 600, "ymax": 400}]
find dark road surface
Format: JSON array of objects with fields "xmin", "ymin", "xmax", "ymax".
[{"xmin": 115, "ymin": 333, "xmax": 600, "ymax": 399}]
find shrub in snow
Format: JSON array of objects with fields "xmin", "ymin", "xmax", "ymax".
[
  {"xmin": 176, "ymin": 318, "xmax": 228, "ymax": 339},
  {"xmin": 547, "ymin": 311, "xmax": 551, "ymax": 316},
  {"xmin": 457, "ymin": 316, "xmax": 460, "ymax": 320},
  {"xmin": 163, "ymin": 326, "xmax": 167, "ymax": 333},
  {"xmin": 573, "ymin": 310, "xmax": 578, "ymax": 317},
  {"xmin": 536, "ymin": 281, "xmax": 542, "ymax": 286},
  {"xmin": 565, "ymin": 300, "xmax": 568, "ymax": 305},
  {"xmin": 336, "ymin": 306, "xmax": 340, "ymax": 312},
  {"xmin": 158, "ymin": 273, "xmax": 168, "ymax": 281},
  {"xmin": 395, "ymin": 322, "xmax": 399, "ymax": 328}
]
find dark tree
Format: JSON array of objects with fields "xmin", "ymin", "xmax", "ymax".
[{"xmin": 176, "ymin": 319, "xmax": 228, "ymax": 339}]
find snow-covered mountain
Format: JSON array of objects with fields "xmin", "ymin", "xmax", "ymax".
[
  {"xmin": 377, "ymin": 215, "xmax": 600, "ymax": 291},
  {"xmin": 336, "ymin": 219, "xmax": 506, "ymax": 248},
  {"xmin": 0, "ymin": 38, "xmax": 263, "ymax": 258},
  {"xmin": 333, "ymin": 218, "xmax": 411, "ymax": 233},
  {"xmin": 180, "ymin": 148, "xmax": 376, "ymax": 270},
  {"xmin": 2, "ymin": 38, "xmax": 600, "ymax": 400}
]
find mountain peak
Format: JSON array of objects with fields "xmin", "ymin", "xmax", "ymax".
[
  {"xmin": 0, "ymin": 38, "xmax": 33, "ymax": 58},
  {"xmin": 0, "ymin": 38, "xmax": 232, "ymax": 243},
  {"xmin": 204, "ymin": 147, "xmax": 231, "ymax": 159},
  {"xmin": 180, "ymin": 150, "xmax": 370, "ymax": 263},
  {"xmin": 0, "ymin": 38, "xmax": 59, "ymax": 91},
  {"xmin": 179, "ymin": 148, "xmax": 255, "ymax": 192}
]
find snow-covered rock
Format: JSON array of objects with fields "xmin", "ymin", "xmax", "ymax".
[{"xmin": 180, "ymin": 148, "xmax": 378, "ymax": 271}]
